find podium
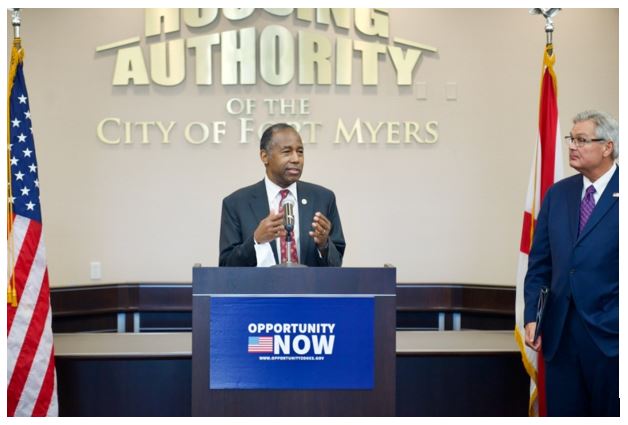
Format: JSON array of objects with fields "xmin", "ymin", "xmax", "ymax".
[{"xmin": 191, "ymin": 267, "xmax": 396, "ymax": 416}]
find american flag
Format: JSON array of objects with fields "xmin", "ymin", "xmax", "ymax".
[
  {"xmin": 248, "ymin": 336, "xmax": 274, "ymax": 353},
  {"xmin": 7, "ymin": 41, "xmax": 58, "ymax": 417}
]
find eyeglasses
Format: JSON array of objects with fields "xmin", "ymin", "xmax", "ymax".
[{"xmin": 564, "ymin": 136, "xmax": 606, "ymax": 147}]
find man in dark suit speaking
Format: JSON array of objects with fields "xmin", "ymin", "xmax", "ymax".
[
  {"xmin": 524, "ymin": 110, "xmax": 619, "ymax": 416},
  {"xmin": 219, "ymin": 123, "xmax": 345, "ymax": 267}
]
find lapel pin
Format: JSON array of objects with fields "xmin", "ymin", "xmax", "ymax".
[
  {"xmin": 613, "ymin": 192, "xmax": 619, "ymax": 198},
  {"xmin": 301, "ymin": 198, "xmax": 308, "ymax": 205}
]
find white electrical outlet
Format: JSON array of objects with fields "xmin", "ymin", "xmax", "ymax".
[{"xmin": 90, "ymin": 261, "xmax": 102, "ymax": 280}]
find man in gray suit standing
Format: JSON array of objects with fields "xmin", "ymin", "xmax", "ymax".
[{"xmin": 219, "ymin": 123, "xmax": 345, "ymax": 267}]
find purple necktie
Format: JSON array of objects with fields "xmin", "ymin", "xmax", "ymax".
[{"xmin": 579, "ymin": 185, "xmax": 597, "ymax": 234}]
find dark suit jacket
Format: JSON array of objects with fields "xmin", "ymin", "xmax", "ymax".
[
  {"xmin": 524, "ymin": 167, "xmax": 619, "ymax": 360},
  {"xmin": 219, "ymin": 180, "xmax": 346, "ymax": 267}
]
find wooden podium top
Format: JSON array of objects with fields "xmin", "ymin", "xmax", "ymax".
[{"xmin": 53, "ymin": 330, "xmax": 518, "ymax": 357}]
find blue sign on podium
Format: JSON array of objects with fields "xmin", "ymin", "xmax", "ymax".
[{"xmin": 209, "ymin": 297, "xmax": 374, "ymax": 389}]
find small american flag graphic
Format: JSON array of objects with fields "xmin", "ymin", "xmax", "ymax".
[{"xmin": 248, "ymin": 336, "xmax": 274, "ymax": 353}]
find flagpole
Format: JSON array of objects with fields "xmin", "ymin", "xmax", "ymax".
[
  {"xmin": 7, "ymin": 10, "xmax": 59, "ymax": 415},
  {"xmin": 7, "ymin": 8, "xmax": 22, "ymax": 306},
  {"xmin": 515, "ymin": 8, "xmax": 563, "ymax": 417}
]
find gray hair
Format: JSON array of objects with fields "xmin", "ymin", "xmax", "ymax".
[
  {"xmin": 573, "ymin": 110, "xmax": 619, "ymax": 159},
  {"xmin": 260, "ymin": 123, "xmax": 298, "ymax": 152}
]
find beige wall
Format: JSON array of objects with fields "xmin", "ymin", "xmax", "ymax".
[{"xmin": 8, "ymin": 9, "xmax": 618, "ymax": 286}]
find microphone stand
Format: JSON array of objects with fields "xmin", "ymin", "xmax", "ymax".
[
  {"xmin": 285, "ymin": 224, "xmax": 294, "ymax": 264},
  {"xmin": 274, "ymin": 221, "xmax": 306, "ymax": 268}
]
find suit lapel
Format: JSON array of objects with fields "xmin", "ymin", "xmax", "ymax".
[
  {"xmin": 297, "ymin": 182, "xmax": 314, "ymax": 263},
  {"xmin": 566, "ymin": 176, "xmax": 583, "ymax": 246},
  {"xmin": 577, "ymin": 167, "xmax": 619, "ymax": 243},
  {"xmin": 249, "ymin": 180, "xmax": 279, "ymax": 263}
]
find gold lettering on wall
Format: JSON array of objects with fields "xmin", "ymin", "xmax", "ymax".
[
  {"xmin": 354, "ymin": 9, "xmax": 389, "ymax": 38},
  {"xmin": 298, "ymin": 8, "xmax": 352, "ymax": 30},
  {"xmin": 182, "ymin": 8, "xmax": 218, "ymax": 27},
  {"xmin": 97, "ymin": 118, "xmax": 121, "ymax": 144},
  {"xmin": 263, "ymin": 9, "xmax": 294, "ymax": 17},
  {"xmin": 334, "ymin": 118, "xmax": 440, "ymax": 144},
  {"xmin": 150, "ymin": 40, "xmax": 186, "ymax": 86},
  {"xmin": 260, "ymin": 26, "xmax": 295, "ymax": 86},
  {"xmin": 97, "ymin": 10, "xmax": 442, "ymax": 148},
  {"xmin": 298, "ymin": 31, "xmax": 332, "ymax": 85},
  {"xmin": 365, "ymin": 122, "xmax": 386, "ymax": 143},
  {"xmin": 222, "ymin": 8, "xmax": 255, "ymax": 21},
  {"xmin": 156, "ymin": 121, "xmax": 176, "ymax": 143},
  {"xmin": 221, "ymin": 28, "xmax": 256, "ymax": 85},
  {"xmin": 101, "ymin": 9, "xmax": 437, "ymax": 87},
  {"xmin": 186, "ymin": 34, "xmax": 220, "ymax": 85},
  {"xmin": 353, "ymin": 40, "xmax": 387, "ymax": 85},
  {"xmin": 425, "ymin": 121, "xmax": 439, "ymax": 144},
  {"xmin": 388, "ymin": 46, "xmax": 422, "ymax": 85},
  {"xmin": 145, "ymin": 8, "xmax": 180, "ymax": 37},
  {"xmin": 97, "ymin": 116, "xmax": 435, "ymax": 146},
  {"xmin": 112, "ymin": 46, "xmax": 149, "ymax": 86},
  {"xmin": 335, "ymin": 38, "xmax": 353, "ymax": 86},
  {"xmin": 335, "ymin": 118, "xmax": 364, "ymax": 144},
  {"xmin": 185, "ymin": 122, "xmax": 209, "ymax": 144}
]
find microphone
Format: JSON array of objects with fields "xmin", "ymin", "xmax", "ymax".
[
  {"xmin": 274, "ymin": 201, "xmax": 305, "ymax": 267},
  {"xmin": 283, "ymin": 202, "xmax": 295, "ymax": 233}
]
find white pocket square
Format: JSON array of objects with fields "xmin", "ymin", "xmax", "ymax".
[{"xmin": 613, "ymin": 192, "xmax": 619, "ymax": 198}]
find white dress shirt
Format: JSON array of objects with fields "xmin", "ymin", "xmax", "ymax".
[
  {"xmin": 581, "ymin": 162, "xmax": 617, "ymax": 203},
  {"xmin": 254, "ymin": 176, "xmax": 301, "ymax": 267}
]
